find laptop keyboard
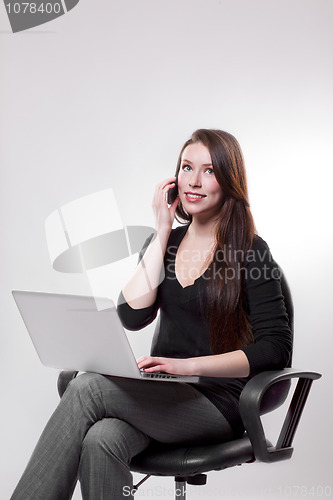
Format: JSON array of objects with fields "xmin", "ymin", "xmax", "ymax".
[{"xmin": 140, "ymin": 370, "xmax": 180, "ymax": 380}]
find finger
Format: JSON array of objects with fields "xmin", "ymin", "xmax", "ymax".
[
  {"xmin": 170, "ymin": 194, "xmax": 179, "ymax": 210},
  {"xmin": 136, "ymin": 356, "xmax": 148, "ymax": 363},
  {"xmin": 138, "ymin": 357, "xmax": 166, "ymax": 370},
  {"xmin": 143, "ymin": 364, "xmax": 164, "ymax": 373},
  {"xmin": 162, "ymin": 176, "xmax": 177, "ymax": 186},
  {"xmin": 155, "ymin": 177, "xmax": 177, "ymax": 192},
  {"xmin": 137, "ymin": 358, "xmax": 149, "ymax": 368},
  {"xmin": 137, "ymin": 356, "xmax": 159, "ymax": 368},
  {"xmin": 163, "ymin": 183, "xmax": 176, "ymax": 201},
  {"xmin": 153, "ymin": 185, "xmax": 170, "ymax": 207}
]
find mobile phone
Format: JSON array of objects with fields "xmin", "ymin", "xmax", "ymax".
[{"xmin": 167, "ymin": 176, "xmax": 178, "ymax": 205}]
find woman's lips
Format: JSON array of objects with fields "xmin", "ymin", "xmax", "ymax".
[{"xmin": 184, "ymin": 192, "xmax": 206, "ymax": 202}]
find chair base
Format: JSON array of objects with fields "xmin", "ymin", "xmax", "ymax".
[{"xmin": 175, "ymin": 478, "xmax": 187, "ymax": 500}]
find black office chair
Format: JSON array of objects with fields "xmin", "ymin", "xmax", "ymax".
[{"xmin": 57, "ymin": 273, "xmax": 321, "ymax": 499}]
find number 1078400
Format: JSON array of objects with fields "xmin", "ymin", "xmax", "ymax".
[
  {"xmin": 5, "ymin": 3, "xmax": 62, "ymax": 14},
  {"xmin": 274, "ymin": 485, "xmax": 332, "ymax": 497}
]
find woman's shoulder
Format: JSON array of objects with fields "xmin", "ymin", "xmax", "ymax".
[
  {"xmin": 246, "ymin": 234, "xmax": 275, "ymax": 266},
  {"xmin": 250, "ymin": 234, "xmax": 270, "ymax": 252}
]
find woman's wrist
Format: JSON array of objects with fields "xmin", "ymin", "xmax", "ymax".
[
  {"xmin": 187, "ymin": 357, "xmax": 200, "ymax": 376},
  {"xmin": 155, "ymin": 224, "xmax": 172, "ymax": 242}
]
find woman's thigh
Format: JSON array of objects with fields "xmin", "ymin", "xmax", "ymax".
[{"xmin": 69, "ymin": 372, "xmax": 233, "ymax": 445}]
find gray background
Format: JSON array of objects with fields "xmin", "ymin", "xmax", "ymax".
[{"xmin": 1, "ymin": 0, "xmax": 332, "ymax": 498}]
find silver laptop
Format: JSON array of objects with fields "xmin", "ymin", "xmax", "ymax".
[{"xmin": 12, "ymin": 290, "xmax": 199, "ymax": 383}]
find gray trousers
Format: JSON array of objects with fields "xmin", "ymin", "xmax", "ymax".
[{"xmin": 11, "ymin": 372, "xmax": 233, "ymax": 500}]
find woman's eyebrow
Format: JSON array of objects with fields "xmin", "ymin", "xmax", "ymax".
[{"xmin": 181, "ymin": 158, "xmax": 213, "ymax": 167}]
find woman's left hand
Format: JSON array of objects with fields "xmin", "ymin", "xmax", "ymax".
[{"xmin": 137, "ymin": 356, "xmax": 195, "ymax": 376}]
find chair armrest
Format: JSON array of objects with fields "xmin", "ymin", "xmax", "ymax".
[
  {"xmin": 57, "ymin": 370, "xmax": 79, "ymax": 397},
  {"xmin": 239, "ymin": 368, "xmax": 321, "ymax": 463}
]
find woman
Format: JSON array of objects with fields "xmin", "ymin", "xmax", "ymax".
[{"xmin": 11, "ymin": 129, "xmax": 292, "ymax": 499}]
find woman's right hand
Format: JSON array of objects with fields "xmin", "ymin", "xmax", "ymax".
[{"xmin": 152, "ymin": 176, "xmax": 179, "ymax": 233}]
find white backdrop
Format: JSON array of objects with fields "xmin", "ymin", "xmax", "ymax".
[{"xmin": 1, "ymin": 0, "xmax": 332, "ymax": 498}]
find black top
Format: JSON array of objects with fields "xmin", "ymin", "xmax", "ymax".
[{"xmin": 117, "ymin": 225, "xmax": 292, "ymax": 436}]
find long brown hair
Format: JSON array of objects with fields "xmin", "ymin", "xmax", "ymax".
[{"xmin": 175, "ymin": 129, "xmax": 256, "ymax": 354}]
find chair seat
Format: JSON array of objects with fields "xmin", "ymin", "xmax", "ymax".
[{"xmin": 130, "ymin": 435, "xmax": 263, "ymax": 477}]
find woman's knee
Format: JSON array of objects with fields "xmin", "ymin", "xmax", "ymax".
[
  {"xmin": 82, "ymin": 420, "xmax": 111, "ymax": 454},
  {"xmin": 82, "ymin": 419, "xmax": 150, "ymax": 464},
  {"xmin": 64, "ymin": 372, "xmax": 107, "ymax": 398},
  {"xmin": 82, "ymin": 419, "xmax": 130, "ymax": 463}
]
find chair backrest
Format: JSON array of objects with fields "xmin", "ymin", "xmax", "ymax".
[
  {"xmin": 259, "ymin": 269, "xmax": 294, "ymax": 415},
  {"xmin": 280, "ymin": 269, "xmax": 294, "ymax": 352}
]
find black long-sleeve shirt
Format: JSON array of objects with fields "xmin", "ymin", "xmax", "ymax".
[{"xmin": 117, "ymin": 224, "xmax": 292, "ymax": 436}]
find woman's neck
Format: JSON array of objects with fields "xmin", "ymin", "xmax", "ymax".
[{"xmin": 187, "ymin": 216, "xmax": 218, "ymax": 241}]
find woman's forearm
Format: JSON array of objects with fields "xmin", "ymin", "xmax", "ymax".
[
  {"xmin": 189, "ymin": 350, "xmax": 250, "ymax": 378},
  {"xmin": 137, "ymin": 350, "xmax": 251, "ymax": 378},
  {"xmin": 122, "ymin": 227, "xmax": 171, "ymax": 309},
  {"xmin": 122, "ymin": 177, "xmax": 179, "ymax": 310}
]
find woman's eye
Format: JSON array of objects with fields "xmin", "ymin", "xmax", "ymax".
[
  {"xmin": 182, "ymin": 165, "xmax": 192, "ymax": 172},
  {"xmin": 205, "ymin": 168, "xmax": 214, "ymax": 175}
]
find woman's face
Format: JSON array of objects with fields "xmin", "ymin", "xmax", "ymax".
[{"xmin": 178, "ymin": 142, "xmax": 223, "ymax": 220}]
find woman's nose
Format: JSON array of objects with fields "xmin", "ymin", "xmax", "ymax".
[{"xmin": 189, "ymin": 172, "xmax": 201, "ymax": 188}]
